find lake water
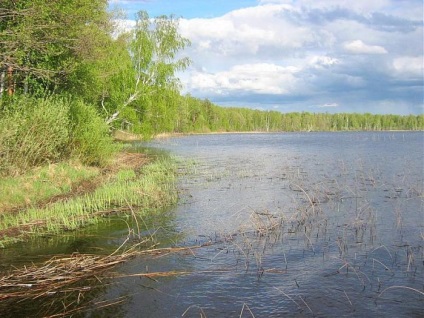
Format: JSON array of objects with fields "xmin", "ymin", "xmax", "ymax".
[
  {"xmin": 115, "ymin": 131, "xmax": 423, "ymax": 317},
  {"xmin": 2, "ymin": 132, "xmax": 423, "ymax": 317}
]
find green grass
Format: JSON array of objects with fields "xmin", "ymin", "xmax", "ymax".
[
  {"xmin": 0, "ymin": 157, "xmax": 178, "ymax": 246},
  {"xmin": 0, "ymin": 162, "xmax": 100, "ymax": 210}
]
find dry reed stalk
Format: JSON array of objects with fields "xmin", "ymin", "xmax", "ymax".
[
  {"xmin": 249, "ymin": 210, "xmax": 282, "ymax": 236},
  {"xmin": 378, "ymin": 285, "xmax": 424, "ymax": 298},
  {"xmin": 291, "ymin": 183, "xmax": 316, "ymax": 215},
  {"xmin": 182, "ymin": 305, "xmax": 208, "ymax": 317},
  {"xmin": 372, "ymin": 258, "xmax": 391, "ymax": 272},
  {"xmin": 344, "ymin": 290, "xmax": 353, "ymax": 306},
  {"xmin": 119, "ymin": 270, "xmax": 192, "ymax": 279},
  {"xmin": 240, "ymin": 303, "xmax": 256, "ymax": 317},
  {"xmin": 273, "ymin": 286, "xmax": 302, "ymax": 310},
  {"xmin": 0, "ymin": 253, "xmax": 130, "ymax": 301},
  {"xmin": 116, "ymin": 269, "xmax": 230, "ymax": 280},
  {"xmin": 0, "ymin": 243, "xmax": 204, "ymax": 303},
  {"xmin": 298, "ymin": 295, "xmax": 313, "ymax": 314},
  {"xmin": 137, "ymin": 245, "xmax": 203, "ymax": 257}
]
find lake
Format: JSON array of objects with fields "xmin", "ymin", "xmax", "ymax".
[
  {"xmin": 115, "ymin": 131, "xmax": 423, "ymax": 317},
  {"xmin": 2, "ymin": 131, "xmax": 423, "ymax": 317}
]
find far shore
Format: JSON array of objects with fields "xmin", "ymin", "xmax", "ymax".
[
  {"xmin": 152, "ymin": 129, "xmax": 423, "ymax": 140},
  {"xmin": 113, "ymin": 129, "xmax": 423, "ymax": 142}
]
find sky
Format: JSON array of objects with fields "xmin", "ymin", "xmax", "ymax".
[{"xmin": 109, "ymin": 0, "xmax": 424, "ymax": 115}]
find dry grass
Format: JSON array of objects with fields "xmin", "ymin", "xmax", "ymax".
[
  {"xmin": 112, "ymin": 130, "xmax": 142, "ymax": 141},
  {"xmin": 0, "ymin": 243, "xmax": 205, "ymax": 300},
  {"xmin": 0, "ymin": 253, "xmax": 127, "ymax": 301},
  {"xmin": 0, "ymin": 241, "xmax": 205, "ymax": 317}
]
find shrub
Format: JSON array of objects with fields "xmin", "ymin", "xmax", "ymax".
[
  {"xmin": 68, "ymin": 100, "xmax": 117, "ymax": 166},
  {"xmin": 0, "ymin": 97, "xmax": 118, "ymax": 175},
  {"xmin": 0, "ymin": 97, "xmax": 70, "ymax": 175}
]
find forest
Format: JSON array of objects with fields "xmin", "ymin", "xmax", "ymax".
[{"xmin": 1, "ymin": 0, "xmax": 423, "ymax": 175}]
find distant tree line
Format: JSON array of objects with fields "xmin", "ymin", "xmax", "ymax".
[{"xmin": 140, "ymin": 95, "xmax": 423, "ymax": 134}]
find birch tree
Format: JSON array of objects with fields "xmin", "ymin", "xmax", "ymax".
[{"xmin": 105, "ymin": 11, "xmax": 191, "ymax": 129}]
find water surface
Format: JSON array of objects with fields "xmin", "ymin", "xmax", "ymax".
[
  {"xmin": 3, "ymin": 132, "xmax": 423, "ymax": 317},
  {"xmin": 118, "ymin": 132, "xmax": 423, "ymax": 317}
]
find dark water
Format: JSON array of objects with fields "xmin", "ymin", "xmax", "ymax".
[{"xmin": 2, "ymin": 132, "xmax": 424, "ymax": 317}]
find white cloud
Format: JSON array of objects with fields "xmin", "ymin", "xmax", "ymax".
[
  {"xmin": 179, "ymin": 4, "xmax": 327, "ymax": 58},
  {"xmin": 308, "ymin": 56, "xmax": 340, "ymax": 69},
  {"xmin": 111, "ymin": 19, "xmax": 136, "ymax": 37},
  {"xmin": 187, "ymin": 63, "xmax": 300, "ymax": 96},
  {"xmin": 318, "ymin": 103, "xmax": 339, "ymax": 108},
  {"xmin": 343, "ymin": 40, "xmax": 388, "ymax": 54},
  {"xmin": 112, "ymin": 0, "xmax": 423, "ymax": 114},
  {"xmin": 258, "ymin": 0, "xmax": 396, "ymax": 15},
  {"xmin": 392, "ymin": 56, "xmax": 423, "ymax": 77}
]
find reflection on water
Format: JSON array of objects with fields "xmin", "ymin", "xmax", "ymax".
[
  {"xmin": 2, "ymin": 132, "xmax": 423, "ymax": 317},
  {"xmin": 126, "ymin": 132, "xmax": 423, "ymax": 317}
]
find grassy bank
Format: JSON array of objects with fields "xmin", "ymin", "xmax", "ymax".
[
  {"xmin": 0, "ymin": 162, "xmax": 100, "ymax": 211},
  {"xmin": 0, "ymin": 152, "xmax": 178, "ymax": 247}
]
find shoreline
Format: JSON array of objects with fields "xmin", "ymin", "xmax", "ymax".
[
  {"xmin": 0, "ymin": 151, "xmax": 176, "ymax": 247},
  {"xmin": 153, "ymin": 129, "xmax": 423, "ymax": 140},
  {"xmin": 114, "ymin": 128, "xmax": 424, "ymax": 142}
]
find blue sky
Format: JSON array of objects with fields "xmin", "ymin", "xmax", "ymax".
[
  {"xmin": 111, "ymin": 0, "xmax": 258, "ymax": 19},
  {"xmin": 109, "ymin": 0, "xmax": 424, "ymax": 115}
]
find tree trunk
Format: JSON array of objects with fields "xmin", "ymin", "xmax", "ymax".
[
  {"xmin": 7, "ymin": 66, "xmax": 14, "ymax": 96},
  {"xmin": 0, "ymin": 67, "xmax": 5, "ymax": 95}
]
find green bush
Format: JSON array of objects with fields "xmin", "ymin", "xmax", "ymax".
[
  {"xmin": 0, "ymin": 97, "xmax": 70, "ymax": 175},
  {"xmin": 68, "ymin": 100, "xmax": 117, "ymax": 166},
  {"xmin": 0, "ymin": 97, "xmax": 118, "ymax": 176}
]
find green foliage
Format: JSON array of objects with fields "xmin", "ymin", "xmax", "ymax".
[
  {"xmin": 134, "ymin": 94, "xmax": 424, "ymax": 135},
  {"xmin": 104, "ymin": 11, "xmax": 191, "ymax": 131},
  {"xmin": 0, "ymin": 0, "xmax": 112, "ymax": 95},
  {"xmin": 68, "ymin": 33, "xmax": 136, "ymax": 115},
  {"xmin": 0, "ymin": 97, "xmax": 117, "ymax": 176},
  {"xmin": 1, "ymin": 0, "xmax": 420, "ymax": 167},
  {"xmin": 0, "ymin": 97, "xmax": 70, "ymax": 175},
  {"xmin": 68, "ymin": 100, "xmax": 117, "ymax": 166}
]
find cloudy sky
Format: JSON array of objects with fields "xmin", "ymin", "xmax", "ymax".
[{"xmin": 109, "ymin": 0, "xmax": 423, "ymax": 115}]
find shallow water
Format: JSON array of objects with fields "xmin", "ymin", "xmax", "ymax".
[{"xmin": 2, "ymin": 132, "xmax": 423, "ymax": 317}]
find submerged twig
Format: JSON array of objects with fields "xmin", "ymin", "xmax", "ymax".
[
  {"xmin": 240, "ymin": 303, "xmax": 256, "ymax": 318},
  {"xmin": 182, "ymin": 304, "xmax": 208, "ymax": 318},
  {"xmin": 378, "ymin": 286, "xmax": 424, "ymax": 298}
]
